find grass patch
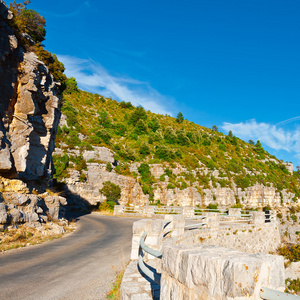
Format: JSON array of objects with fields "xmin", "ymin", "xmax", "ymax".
[
  {"xmin": 278, "ymin": 244, "xmax": 300, "ymax": 262},
  {"xmin": 107, "ymin": 263, "xmax": 128, "ymax": 299},
  {"xmin": 286, "ymin": 278, "xmax": 300, "ymax": 294}
]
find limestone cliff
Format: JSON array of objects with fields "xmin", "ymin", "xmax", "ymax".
[
  {"xmin": 54, "ymin": 144, "xmax": 296, "ymax": 208},
  {"xmin": 0, "ymin": 0, "xmax": 61, "ymax": 181}
]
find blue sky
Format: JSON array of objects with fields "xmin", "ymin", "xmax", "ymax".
[{"xmin": 18, "ymin": 0, "xmax": 300, "ymax": 168}]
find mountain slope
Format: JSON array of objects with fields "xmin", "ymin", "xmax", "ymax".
[{"xmin": 53, "ymin": 88, "xmax": 300, "ymax": 208}]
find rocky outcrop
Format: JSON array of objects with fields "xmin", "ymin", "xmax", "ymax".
[
  {"xmin": 0, "ymin": 176, "xmax": 67, "ymax": 227},
  {"xmin": 55, "ymin": 145, "xmax": 296, "ymax": 208},
  {"xmin": 65, "ymin": 163, "xmax": 148, "ymax": 206},
  {"xmin": 0, "ymin": 1, "xmax": 61, "ymax": 180}
]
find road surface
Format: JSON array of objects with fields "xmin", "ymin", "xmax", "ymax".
[{"xmin": 0, "ymin": 214, "xmax": 137, "ymax": 300}]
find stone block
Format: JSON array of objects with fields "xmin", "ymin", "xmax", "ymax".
[
  {"xmin": 228, "ymin": 208, "xmax": 241, "ymax": 216},
  {"xmin": 161, "ymin": 245, "xmax": 285, "ymax": 299},
  {"xmin": 183, "ymin": 207, "xmax": 195, "ymax": 218},
  {"xmin": 164, "ymin": 214, "xmax": 185, "ymax": 239},
  {"xmin": 252, "ymin": 211, "xmax": 265, "ymax": 225}
]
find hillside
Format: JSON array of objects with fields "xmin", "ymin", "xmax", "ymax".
[{"xmin": 53, "ymin": 86, "xmax": 300, "ymax": 208}]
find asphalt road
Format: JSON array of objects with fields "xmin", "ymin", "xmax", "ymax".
[{"xmin": 0, "ymin": 214, "xmax": 137, "ymax": 300}]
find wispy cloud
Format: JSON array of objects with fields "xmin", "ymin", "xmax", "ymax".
[
  {"xmin": 58, "ymin": 55, "xmax": 174, "ymax": 115},
  {"xmin": 221, "ymin": 119, "xmax": 300, "ymax": 164},
  {"xmin": 45, "ymin": 2, "xmax": 91, "ymax": 18}
]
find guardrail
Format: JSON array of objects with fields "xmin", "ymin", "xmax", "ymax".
[
  {"xmin": 115, "ymin": 205, "xmax": 276, "ymax": 225},
  {"xmin": 260, "ymin": 287, "xmax": 300, "ymax": 299},
  {"xmin": 185, "ymin": 216, "xmax": 207, "ymax": 228},
  {"xmin": 138, "ymin": 231, "xmax": 162, "ymax": 285}
]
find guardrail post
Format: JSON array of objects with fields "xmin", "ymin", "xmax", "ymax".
[
  {"xmin": 164, "ymin": 214, "xmax": 185, "ymax": 240},
  {"xmin": 228, "ymin": 208, "xmax": 241, "ymax": 217},
  {"xmin": 142, "ymin": 205, "xmax": 155, "ymax": 217},
  {"xmin": 130, "ymin": 219, "xmax": 164, "ymax": 260},
  {"xmin": 113, "ymin": 205, "xmax": 124, "ymax": 216},
  {"xmin": 183, "ymin": 207, "xmax": 195, "ymax": 218},
  {"xmin": 252, "ymin": 211, "xmax": 265, "ymax": 225},
  {"xmin": 202, "ymin": 212, "xmax": 219, "ymax": 228}
]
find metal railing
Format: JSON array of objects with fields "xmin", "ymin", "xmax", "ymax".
[
  {"xmin": 116, "ymin": 205, "xmax": 276, "ymax": 226},
  {"xmin": 185, "ymin": 216, "xmax": 207, "ymax": 228},
  {"xmin": 138, "ymin": 231, "xmax": 162, "ymax": 285},
  {"xmin": 260, "ymin": 287, "xmax": 300, "ymax": 299}
]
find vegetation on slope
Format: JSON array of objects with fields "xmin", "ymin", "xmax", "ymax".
[
  {"xmin": 8, "ymin": 0, "xmax": 67, "ymax": 90},
  {"xmin": 53, "ymin": 82, "xmax": 300, "ymax": 203}
]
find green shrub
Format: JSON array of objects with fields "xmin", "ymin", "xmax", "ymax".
[
  {"xmin": 278, "ymin": 244, "xmax": 300, "ymax": 262},
  {"xmin": 64, "ymin": 77, "xmax": 78, "ymax": 94},
  {"xmin": 100, "ymin": 181, "xmax": 121, "ymax": 202}
]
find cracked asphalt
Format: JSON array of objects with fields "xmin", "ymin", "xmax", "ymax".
[{"xmin": 0, "ymin": 214, "xmax": 137, "ymax": 300}]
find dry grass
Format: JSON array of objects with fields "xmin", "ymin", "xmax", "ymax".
[
  {"xmin": 95, "ymin": 210, "xmax": 114, "ymax": 216},
  {"xmin": 45, "ymin": 188, "xmax": 64, "ymax": 197},
  {"xmin": 0, "ymin": 221, "xmax": 76, "ymax": 252},
  {"xmin": 107, "ymin": 261, "xmax": 129, "ymax": 300}
]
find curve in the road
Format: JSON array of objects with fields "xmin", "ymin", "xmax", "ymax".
[{"xmin": 0, "ymin": 214, "xmax": 137, "ymax": 300}]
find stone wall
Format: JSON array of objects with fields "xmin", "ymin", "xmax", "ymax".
[
  {"xmin": 121, "ymin": 217, "xmax": 286, "ymax": 300},
  {"xmin": 179, "ymin": 222, "xmax": 281, "ymax": 254},
  {"xmin": 160, "ymin": 245, "xmax": 285, "ymax": 300},
  {"xmin": 0, "ymin": 1, "xmax": 61, "ymax": 180}
]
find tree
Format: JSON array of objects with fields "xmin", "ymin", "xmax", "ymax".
[
  {"xmin": 9, "ymin": 0, "xmax": 46, "ymax": 44},
  {"xmin": 228, "ymin": 130, "xmax": 233, "ymax": 137},
  {"xmin": 100, "ymin": 181, "xmax": 121, "ymax": 202},
  {"xmin": 64, "ymin": 77, "xmax": 78, "ymax": 94},
  {"xmin": 176, "ymin": 112, "xmax": 184, "ymax": 123},
  {"xmin": 148, "ymin": 117, "xmax": 160, "ymax": 132},
  {"xmin": 98, "ymin": 109, "xmax": 111, "ymax": 128},
  {"xmin": 129, "ymin": 105, "xmax": 147, "ymax": 125},
  {"xmin": 134, "ymin": 119, "xmax": 148, "ymax": 135},
  {"xmin": 212, "ymin": 125, "xmax": 218, "ymax": 132},
  {"xmin": 255, "ymin": 140, "xmax": 262, "ymax": 148},
  {"xmin": 248, "ymin": 139, "xmax": 255, "ymax": 145},
  {"xmin": 139, "ymin": 143, "xmax": 151, "ymax": 156}
]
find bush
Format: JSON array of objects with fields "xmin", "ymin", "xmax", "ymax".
[
  {"xmin": 134, "ymin": 119, "xmax": 148, "ymax": 135},
  {"xmin": 100, "ymin": 181, "xmax": 121, "ymax": 202},
  {"xmin": 64, "ymin": 77, "xmax": 78, "ymax": 94},
  {"xmin": 53, "ymin": 154, "xmax": 69, "ymax": 181},
  {"xmin": 155, "ymin": 145, "xmax": 175, "ymax": 161},
  {"xmin": 278, "ymin": 244, "xmax": 300, "ymax": 262},
  {"xmin": 207, "ymin": 203, "xmax": 218, "ymax": 210},
  {"xmin": 96, "ymin": 129, "xmax": 111, "ymax": 144},
  {"xmin": 129, "ymin": 106, "xmax": 147, "ymax": 125},
  {"xmin": 9, "ymin": 1, "xmax": 46, "ymax": 44},
  {"xmin": 139, "ymin": 143, "xmax": 151, "ymax": 156},
  {"xmin": 148, "ymin": 117, "xmax": 160, "ymax": 132}
]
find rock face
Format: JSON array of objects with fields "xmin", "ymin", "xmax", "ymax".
[
  {"xmin": 54, "ymin": 144, "xmax": 296, "ymax": 207},
  {"xmin": 0, "ymin": 1, "xmax": 61, "ymax": 180},
  {"xmin": 0, "ymin": 176, "xmax": 67, "ymax": 226}
]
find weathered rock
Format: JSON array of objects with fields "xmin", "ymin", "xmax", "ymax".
[
  {"xmin": 10, "ymin": 208, "xmax": 23, "ymax": 223},
  {"xmin": 0, "ymin": 210, "xmax": 7, "ymax": 224},
  {"xmin": 0, "ymin": 3, "xmax": 61, "ymax": 180},
  {"xmin": 65, "ymin": 165, "xmax": 147, "ymax": 206},
  {"xmin": 82, "ymin": 146, "xmax": 114, "ymax": 163},
  {"xmin": 285, "ymin": 261, "xmax": 300, "ymax": 280}
]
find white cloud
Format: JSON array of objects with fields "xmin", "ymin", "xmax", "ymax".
[
  {"xmin": 221, "ymin": 119, "xmax": 300, "ymax": 163},
  {"xmin": 57, "ymin": 55, "xmax": 174, "ymax": 116}
]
